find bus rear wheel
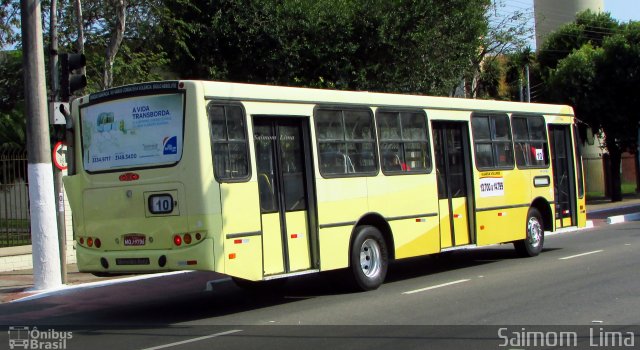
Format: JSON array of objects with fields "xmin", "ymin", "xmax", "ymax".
[
  {"xmin": 350, "ymin": 225, "xmax": 388, "ymax": 291},
  {"xmin": 515, "ymin": 207, "xmax": 544, "ymax": 257}
]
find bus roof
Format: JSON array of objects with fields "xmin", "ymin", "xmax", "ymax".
[{"xmin": 82, "ymin": 80, "xmax": 575, "ymax": 117}]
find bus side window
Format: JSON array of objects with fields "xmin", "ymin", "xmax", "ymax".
[{"xmin": 207, "ymin": 102, "xmax": 250, "ymax": 181}]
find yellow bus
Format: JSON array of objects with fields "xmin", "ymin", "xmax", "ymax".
[{"xmin": 63, "ymin": 80, "xmax": 586, "ymax": 291}]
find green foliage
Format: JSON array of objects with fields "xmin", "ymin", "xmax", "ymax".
[
  {"xmin": 164, "ymin": 0, "xmax": 488, "ymax": 96},
  {"xmin": 540, "ymin": 12, "xmax": 640, "ymax": 201},
  {"xmin": 0, "ymin": 0, "xmax": 19, "ymax": 49},
  {"xmin": 0, "ymin": 50, "xmax": 25, "ymax": 148},
  {"xmin": 538, "ymin": 10, "xmax": 618, "ymax": 76}
]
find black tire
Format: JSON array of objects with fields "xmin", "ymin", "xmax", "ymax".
[
  {"xmin": 349, "ymin": 225, "xmax": 388, "ymax": 291},
  {"xmin": 514, "ymin": 207, "xmax": 544, "ymax": 257}
]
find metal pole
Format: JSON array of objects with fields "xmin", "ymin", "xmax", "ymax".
[
  {"xmin": 525, "ymin": 64, "xmax": 531, "ymax": 103},
  {"xmin": 21, "ymin": 0, "xmax": 62, "ymax": 290},
  {"xmin": 50, "ymin": 0, "xmax": 67, "ymax": 284}
]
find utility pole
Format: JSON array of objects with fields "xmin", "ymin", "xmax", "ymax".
[
  {"xmin": 21, "ymin": 0, "xmax": 62, "ymax": 290},
  {"xmin": 50, "ymin": 0, "xmax": 67, "ymax": 284},
  {"xmin": 525, "ymin": 64, "xmax": 531, "ymax": 103}
]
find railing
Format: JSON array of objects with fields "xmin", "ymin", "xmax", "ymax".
[{"xmin": 0, "ymin": 147, "xmax": 30, "ymax": 247}]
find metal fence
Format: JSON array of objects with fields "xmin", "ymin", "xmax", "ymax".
[{"xmin": 0, "ymin": 147, "xmax": 31, "ymax": 247}]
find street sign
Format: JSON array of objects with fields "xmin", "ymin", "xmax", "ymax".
[
  {"xmin": 50, "ymin": 102, "xmax": 69, "ymax": 125},
  {"xmin": 53, "ymin": 141, "xmax": 68, "ymax": 170}
]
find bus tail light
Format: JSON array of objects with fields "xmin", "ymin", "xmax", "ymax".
[
  {"xmin": 79, "ymin": 237, "xmax": 84, "ymax": 245},
  {"xmin": 173, "ymin": 235, "xmax": 182, "ymax": 246},
  {"xmin": 119, "ymin": 172, "xmax": 140, "ymax": 181},
  {"xmin": 87, "ymin": 237, "xmax": 94, "ymax": 247},
  {"xmin": 184, "ymin": 233, "xmax": 192, "ymax": 244},
  {"xmin": 95, "ymin": 238, "xmax": 102, "ymax": 248}
]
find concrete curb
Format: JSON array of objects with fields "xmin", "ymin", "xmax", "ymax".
[
  {"xmin": 9, "ymin": 270, "xmax": 193, "ymax": 303},
  {"xmin": 606, "ymin": 212, "xmax": 640, "ymax": 225}
]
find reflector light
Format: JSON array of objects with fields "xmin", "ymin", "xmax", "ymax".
[
  {"xmin": 87, "ymin": 237, "xmax": 94, "ymax": 247},
  {"xmin": 95, "ymin": 238, "xmax": 102, "ymax": 248},
  {"xmin": 173, "ymin": 235, "xmax": 182, "ymax": 246},
  {"xmin": 184, "ymin": 233, "xmax": 192, "ymax": 244},
  {"xmin": 229, "ymin": 253, "xmax": 236, "ymax": 259},
  {"xmin": 195, "ymin": 233, "xmax": 202, "ymax": 240},
  {"xmin": 480, "ymin": 225, "xmax": 485, "ymax": 230},
  {"xmin": 187, "ymin": 260, "xmax": 197, "ymax": 265},
  {"xmin": 119, "ymin": 172, "xmax": 140, "ymax": 181},
  {"xmin": 79, "ymin": 237, "xmax": 84, "ymax": 245},
  {"xmin": 234, "ymin": 239, "xmax": 242, "ymax": 244},
  {"xmin": 291, "ymin": 234, "xmax": 298, "ymax": 239}
]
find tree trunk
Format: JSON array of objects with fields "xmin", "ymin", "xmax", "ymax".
[
  {"xmin": 607, "ymin": 142, "xmax": 623, "ymax": 202},
  {"xmin": 103, "ymin": 0, "xmax": 126, "ymax": 89}
]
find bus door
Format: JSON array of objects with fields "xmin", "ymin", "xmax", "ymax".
[
  {"xmin": 253, "ymin": 117, "xmax": 317, "ymax": 276},
  {"xmin": 432, "ymin": 121, "xmax": 474, "ymax": 248},
  {"xmin": 548, "ymin": 124, "xmax": 577, "ymax": 228}
]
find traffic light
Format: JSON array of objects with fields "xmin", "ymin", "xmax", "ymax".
[{"xmin": 59, "ymin": 53, "xmax": 87, "ymax": 102}]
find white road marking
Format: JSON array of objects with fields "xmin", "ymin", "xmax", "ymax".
[
  {"xmin": 558, "ymin": 250, "xmax": 603, "ymax": 260},
  {"xmin": 402, "ymin": 279, "xmax": 470, "ymax": 295},
  {"xmin": 140, "ymin": 329, "xmax": 242, "ymax": 350}
]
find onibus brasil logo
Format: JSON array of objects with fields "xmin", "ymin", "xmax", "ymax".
[{"xmin": 8, "ymin": 326, "xmax": 72, "ymax": 350}]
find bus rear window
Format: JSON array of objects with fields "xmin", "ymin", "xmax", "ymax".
[{"xmin": 81, "ymin": 93, "xmax": 184, "ymax": 172}]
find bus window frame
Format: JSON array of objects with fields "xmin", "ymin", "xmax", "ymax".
[
  {"xmin": 511, "ymin": 114, "xmax": 551, "ymax": 170},
  {"xmin": 375, "ymin": 108, "xmax": 432, "ymax": 176},
  {"xmin": 78, "ymin": 85, "xmax": 187, "ymax": 175},
  {"xmin": 206, "ymin": 100, "xmax": 252, "ymax": 183},
  {"xmin": 471, "ymin": 112, "xmax": 516, "ymax": 171},
  {"xmin": 314, "ymin": 105, "xmax": 380, "ymax": 179}
]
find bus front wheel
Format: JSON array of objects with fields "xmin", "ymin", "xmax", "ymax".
[
  {"xmin": 514, "ymin": 207, "xmax": 544, "ymax": 257},
  {"xmin": 350, "ymin": 225, "xmax": 388, "ymax": 291}
]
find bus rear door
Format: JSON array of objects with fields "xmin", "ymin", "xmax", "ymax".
[{"xmin": 548, "ymin": 124, "xmax": 578, "ymax": 228}]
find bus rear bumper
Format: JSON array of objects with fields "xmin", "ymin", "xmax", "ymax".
[{"xmin": 76, "ymin": 238, "xmax": 215, "ymax": 273}]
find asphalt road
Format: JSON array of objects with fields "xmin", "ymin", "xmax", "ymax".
[{"xmin": 1, "ymin": 221, "xmax": 639, "ymax": 350}]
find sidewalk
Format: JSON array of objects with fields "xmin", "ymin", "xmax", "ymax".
[
  {"xmin": 0, "ymin": 264, "xmax": 132, "ymax": 303},
  {"xmin": 2, "ymin": 194, "xmax": 640, "ymax": 304}
]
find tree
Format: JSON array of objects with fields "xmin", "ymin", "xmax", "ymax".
[
  {"xmin": 0, "ymin": 0, "xmax": 20, "ymax": 49},
  {"xmin": 467, "ymin": 0, "xmax": 534, "ymax": 98},
  {"xmin": 162, "ymin": 0, "xmax": 489, "ymax": 96},
  {"xmin": 0, "ymin": 50, "xmax": 25, "ymax": 148},
  {"xmin": 543, "ymin": 16, "xmax": 640, "ymax": 202}
]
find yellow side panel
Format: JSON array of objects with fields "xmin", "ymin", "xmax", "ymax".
[
  {"xmin": 221, "ymin": 182, "xmax": 261, "ymax": 233},
  {"xmin": 451, "ymin": 198, "xmax": 470, "ymax": 246},
  {"xmin": 224, "ymin": 236, "xmax": 263, "ymax": 281},
  {"xmin": 476, "ymin": 207, "xmax": 527, "ymax": 246},
  {"xmin": 262, "ymin": 213, "xmax": 284, "ymax": 275},
  {"xmin": 221, "ymin": 182, "xmax": 261, "ymax": 275},
  {"xmin": 316, "ymin": 178, "xmax": 367, "ymax": 226},
  {"xmin": 319, "ymin": 226, "xmax": 351, "ymax": 271},
  {"xmin": 393, "ymin": 218, "xmax": 440, "ymax": 259},
  {"xmin": 285, "ymin": 211, "xmax": 311, "ymax": 272},
  {"xmin": 366, "ymin": 174, "xmax": 435, "ymax": 218},
  {"xmin": 439, "ymin": 199, "xmax": 452, "ymax": 249},
  {"xmin": 578, "ymin": 197, "xmax": 587, "ymax": 228}
]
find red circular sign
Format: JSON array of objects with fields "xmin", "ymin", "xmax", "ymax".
[{"xmin": 53, "ymin": 141, "xmax": 68, "ymax": 170}]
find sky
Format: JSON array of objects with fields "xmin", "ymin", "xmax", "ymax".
[
  {"xmin": 501, "ymin": 0, "xmax": 640, "ymax": 49},
  {"xmin": 605, "ymin": 0, "xmax": 640, "ymax": 22}
]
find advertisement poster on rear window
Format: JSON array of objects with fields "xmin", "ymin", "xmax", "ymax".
[{"xmin": 81, "ymin": 93, "xmax": 184, "ymax": 172}]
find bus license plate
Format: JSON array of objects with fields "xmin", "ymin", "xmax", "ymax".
[{"xmin": 124, "ymin": 235, "xmax": 146, "ymax": 246}]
